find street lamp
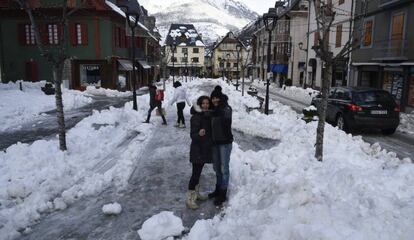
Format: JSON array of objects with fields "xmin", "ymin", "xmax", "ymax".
[
  {"xmin": 184, "ymin": 52, "xmax": 188, "ymax": 82},
  {"xmin": 262, "ymin": 3, "xmax": 282, "ymax": 115},
  {"xmin": 117, "ymin": 0, "xmax": 142, "ymax": 111},
  {"xmin": 219, "ymin": 57, "xmax": 225, "ymax": 81},
  {"xmin": 236, "ymin": 43, "xmax": 242, "ymax": 91},
  {"xmin": 170, "ymin": 39, "xmax": 177, "ymax": 84},
  {"xmin": 226, "ymin": 53, "xmax": 230, "ymax": 85}
]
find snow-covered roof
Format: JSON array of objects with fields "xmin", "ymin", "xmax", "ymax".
[
  {"xmin": 104, "ymin": 0, "xmax": 149, "ymax": 32},
  {"xmin": 165, "ymin": 24, "xmax": 205, "ymax": 47}
]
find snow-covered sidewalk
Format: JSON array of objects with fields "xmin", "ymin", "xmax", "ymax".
[
  {"xmin": 0, "ymin": 92, "xmax": 154, "ymax": 239},
  {"xmin": 0, "ymin": 81, "xmax": 92, "ymax": 132}
]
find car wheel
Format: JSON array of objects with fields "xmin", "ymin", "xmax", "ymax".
[
  {"xmin": 381, "ymin": 128, "xmax": 396, "ymax": 135},
  {"xmin": 336, "ymin": 114, "xmax": 349, "ymax": 132}
]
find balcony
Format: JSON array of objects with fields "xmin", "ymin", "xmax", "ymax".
[
  {"xmin": 379, "ymin": 0, "xmax": 403, "ymax": 8},
  {"xmin": 372, "ymin": 39, "xmax": 409, "ymax": 61}
]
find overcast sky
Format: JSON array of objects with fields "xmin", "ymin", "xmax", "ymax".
[{"xmin": 241, "ymin": 0, "xmax": 276, "ymax": 14}]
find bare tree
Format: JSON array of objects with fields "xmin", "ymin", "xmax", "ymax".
[
  {"xmin": 14, "ymin": 0, "xmax": 85, "ymax": 151},
  {"xmin": 310, "ymin": 0, "xmax": 364, "ymax": 161}
]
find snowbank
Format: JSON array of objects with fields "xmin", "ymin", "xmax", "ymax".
[
  {"xmin": 137, "ymin": 211, "xmax": 184, "ymax": 240},
  {"xmin": 0, "ymin": 93, "xmax": 153, "ymax": 239},
  {"xmin": 84, "ymin": 86, "xmax": 132, "ymax": 98},
  {"xmin": 182, "ymin": 78, "xmax": 414, "ymax": 240},
  {"xmin": 398, "ymin": 111, "xmax": 414, "ymax": 135},
  {"xmin": 0, "ymin": 81, "xmax": 92, "ymax": 131}
]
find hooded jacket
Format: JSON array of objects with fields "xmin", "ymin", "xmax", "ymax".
[
  {"xmin": 189, "ymin": 101, "xmax": 213, "ymax": 164},
  {"xmin": 170, "ymin": 86, "xmax": 191, "ymax": 106},
  {"xmin": 211, "ymin": 94, "xmax": 233, "ymax": 145}
]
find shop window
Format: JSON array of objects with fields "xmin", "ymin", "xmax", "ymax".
[
  {"xmin": 383, "ymin": 70, "xmax": 404, "ymax": 104},
  {"xmin": 80, "ymin": 64, "xmax": 101, "ymax": 87}
]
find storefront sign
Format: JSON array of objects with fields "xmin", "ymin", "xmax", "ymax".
[{"xmin": 82, "ymin": 65, "xmax": 100, "ymax": 71}]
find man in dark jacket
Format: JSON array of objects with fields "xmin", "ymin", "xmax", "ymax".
[
  {"xmin": 209, "ymin": 86, "xmax": 233, "ymax": 206},
  {"xmin": 143, "ymin": 85, "xmax": 167, "ymax": 125}
]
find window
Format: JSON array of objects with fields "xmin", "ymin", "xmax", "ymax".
[
  {"xmin": 338, "ymin": 0, "xmax": 344, "ymax": 5},
  {"xmin": 390, "ymin": 12, "xmax": 405, "ymax": 54},
  {"xmin": 363, "ymin": 19, "xmax": 374, "ymax": 47},
  {"xmin": 171, "ymin": 57, "xmax": 177, "ymax": 62},
  {"xmin": 24, "ymin": 24, "xmax": 35, "ymax": 45},
  {"xmin": 182, "ymin": 48, "xmax": 188, "ymax": 53},
  {"xmin": 233, "ymin": 63, "xmax": 238, "ymax": 68},
  {"xmin": 48, "ymin": 24, "xmax": 59, "ymax": 45},
  {"xmin": 181, "ymin": 57, "xmax": 188, "ymax": 63},
  {"xmin": 193, "ymin": 48, "xmax": 199, "ymax": 53},
  {"xmin": 192, "ymin": 57, "xmax": 199, "ymax": 63},
  {"xmin": 336, "ymin": 24, "xmax": 342, "ymax": 48},
  {"xmin": 219, "ymin": 62, "xmax": 224, "ymax": 68},
  {"xmin": 226, "ymin": 62, "xmax": 231, "ymax": 68},
  {"xmin": 70, "ymin": 23, "xmax": 88, "ymax": 46}
]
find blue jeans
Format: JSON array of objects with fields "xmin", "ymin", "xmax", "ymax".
[{"xmin": 212, "ymin": 144, "xmax": 232, "ymax": 190}]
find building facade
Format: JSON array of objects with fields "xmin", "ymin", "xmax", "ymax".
[
  {"xmin": 0, "ymin": 0, "xmax": 161, "ymax": 90},
  {"xmin": 212, "ymin": 32, "xmax": 248, "ymax": 80},
  {"xmin": 164, "ymin": 24, "xmax": 205, "ymax": 80},
  {"xmin": 350, "ymin": 0, "xmax": 414, "ymax": 112}
]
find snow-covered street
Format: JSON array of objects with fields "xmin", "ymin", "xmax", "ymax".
[{"xmin": 1, "ymin": 78, "xmax": 413, "ymax": 240}]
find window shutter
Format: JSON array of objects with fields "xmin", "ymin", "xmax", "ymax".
[
  {"xmin": 81, "ymin": 23, "xmax": 88, "ymax": 45},
  {"xmin": 58, "ymin": 23, "xmax": 63, "ymax": 43},
  {"xmin": 40, "ymin": 24, "xmax": 48, "ymax": 45},
  {"xmin": 18, "ymin": 24, "xmax": 26, "ymax": 46},
  {"xmin": 69, "ymin": 22, "xmax": 77, "ymax": 46}
]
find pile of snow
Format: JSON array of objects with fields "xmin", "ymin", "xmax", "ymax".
[
  {"xmin": 138, "ymin": 211, "xmax": 184, "ymax": 240},
  {"xmin": 398, "ymin": 111, "xmax": 414, "ymax": 135},
  {"xmin": 102, "ymin": 202, "xmax": 122, "ymax": 215},
  {"xmin": 84, "ymin": 86, "xmax": 132, "ymax": 98},
  {"xmin": 0, "ymin": 92, "xmax": 156, "ymax": 239},
  {"xmin": 0, "ymin": 81, "xmax": 92, "ymax": 131},
  {"xmin": 180, "ymin": 78, "xmax": 414, "ymax": 240}
]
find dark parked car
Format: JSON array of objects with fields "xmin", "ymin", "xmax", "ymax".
[{"xmin": 311, "ymin": 87, "xmax": 400, "ymax": 134}]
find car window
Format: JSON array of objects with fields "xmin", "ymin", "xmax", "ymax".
[
  {"xmin": 354, "ymin": 91, "xmax": 395, "ymax": 105},
  {"xmin": 328, "ymin": 89, "xmax": 336, "ymax": 98}
]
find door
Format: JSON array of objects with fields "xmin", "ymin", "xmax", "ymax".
[{"xmin": 25, "ymin": 61, "xmax": 38, "ymax": 82}]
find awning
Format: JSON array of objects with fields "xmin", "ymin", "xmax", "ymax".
[
  {"xmin": 138, "ymin": 60, "xmax": 151, "ymax": 69},
  {"xmin": 118, "ymin": 59, "xmax": 134, "ymax": 71},
  {"xmin": 271, "ymin": 64, "xmax": 288, "ymax": 73}
]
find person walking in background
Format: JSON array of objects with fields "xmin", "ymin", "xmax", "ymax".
[
  {"xmin": 208, "ymin": 86, "xmax": 234, "ymax": 206},
  {"xmin": 169, "ymin": 81, "xmax": 191, "ymax": 128},
  {"xmin": 186, "ymin": 96, "xmax": 213, "ymax": 209},
  {"xmin": 143, "ymin": 84, "xmax": 167, "ymax": 125}
]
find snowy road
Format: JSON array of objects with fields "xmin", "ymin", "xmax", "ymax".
[
  {"xmin": 17, "ymin": 82, "xmax": 278, "ymax": 240},
  {"xmin": 0, "ymin": 95, "xmax": 134, "ymax": 151},
  {"xmin": 251, "ymin": 83, "xmax": 414, "ymax": 161}
]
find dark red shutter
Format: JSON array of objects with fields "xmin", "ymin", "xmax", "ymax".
[
  {"xmin": 41, "ymin": 24, "xmax": 48, "ymax": 45},
  {"xmin": 69, "ymin": 22, "xmax": 77, "ymax": 46},
  {"xmin": 81, "ymin": 23, "xmax": 88, "ymax": 45},
  {"xmin": 0, "ymin": 0, "xmax": 10, "ymax": 8},
  {"xmin": 58, "ymin": 23, "xmax": 63, "ymax": 43},
  {"xmin": 18, "ymin": 24, "xmax": 26, "ymax": 46}
]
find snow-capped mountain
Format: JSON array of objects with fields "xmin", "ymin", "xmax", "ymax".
[{"xmin": 139, "ymin": 0, "xmax": 258, "ymax": 45}]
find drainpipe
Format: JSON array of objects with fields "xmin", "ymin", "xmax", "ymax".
[{"xmin": 304, "ymin": 0, "xmax": 311, "ymax": 88}]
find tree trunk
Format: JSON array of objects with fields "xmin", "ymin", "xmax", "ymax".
[
  {"xmin": 315, "ymin": 63, "xmax": 332, "ymax": 161},
  {"xmin": 53, "ymin": 65, "xmax": 67, "ymax": 151}
]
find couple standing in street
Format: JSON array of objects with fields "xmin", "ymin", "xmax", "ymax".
[{"xmin": 187, "ymin": 85, "xmax": 233, "ymax": 209}]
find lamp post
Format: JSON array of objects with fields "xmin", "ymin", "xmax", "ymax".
[
  {"xmin": 263, "ymin": 3, "xmax": 282, "ymax": 115},
  {"xmin": 236, "ymin": 43, "xmax": 242, "ymax": 91},
  {"xmin": 219, "ymin": 57, "xmax": 225, "ymax": 81},
  {"xmin": 170, "ymin": 40, "xmax": 177, "ymax": 84},
  {"xmin": 117, "ymin": 0, "xmax": 142, "ymax": 111},
  {"xmin": 226, "ymin": 53, "xmax": 230, "ymax": 85},
  {"xmin": 184, "ymin": 52, "xmax": 188, "ymax": 82},
  {"xmin": 298, "ymin": 42, "xmax": 308, "ymax": 88}
]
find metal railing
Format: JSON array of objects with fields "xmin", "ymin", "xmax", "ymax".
[{"xmin": 372, "ymin": 39, "xmax": 409, "ymax": 60}]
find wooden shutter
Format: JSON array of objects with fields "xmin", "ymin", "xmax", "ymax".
[
  {"xmin": 314, "ymin": 31, "xmax": 320, "ymax": 47},
  {"xmin": 18, "ymin": 24, "xmax": 26, "ymax": 46},
  {"xmin": 58, "ymin": 23, "xmax": 63, "ymax": 43},
  {"xmin": 69, "ymin": 22, "xmax": 77, "ymax": 46},
  {"xmin": 363, "ymin": 20, "xmax": 373, "ymax": 46},
  {"xmin": 81, "ymin": 23, "xmax": 88, "ymax": 45},
  {"xmin": 336, "ymin": 24, "xmax": 342, "ymax": 47}
]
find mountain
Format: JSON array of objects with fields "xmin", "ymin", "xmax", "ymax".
[{"xmin": 139, "ymin": 0, "xmax": 258, "ymax": 46}]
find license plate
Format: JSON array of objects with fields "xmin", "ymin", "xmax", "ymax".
[{"xmin": 371, "ymin": 110, "xmax": 387, "ymax": 115}]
